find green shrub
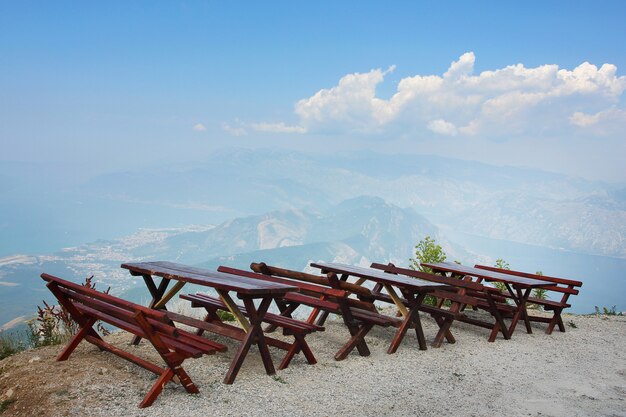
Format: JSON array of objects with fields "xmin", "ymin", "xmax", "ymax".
[
  {"xmin": 217, "ymin": 310, "xmax": 236, "ymax": 322},
  {"xmin": 409, "ymin": 236, "xmax": 447, "ymax": 274},
  {"xmin": 529, "ymin": 271, "xmax": 548, "ymax": 310},
  {"xmin": 0, "ymin": 398, "xmax": 16, "ymax": 414},
  {"xmin": 492, "ymin": 259, "xmax": 510, "ymax": 304},
  {"xmin": 28, "ymin": 276, "xmax": 110, "ymax": 348},
  {"xmin": 0, "ymin": 331, "xmax": 26, "ymax": 360},
  {"xmin": 408, "ymin": 236, "xmax": 449, "ymax": 306},
  {"xmin": 595, "ymin": 305, "xmax": 622, "ymax": 316}
]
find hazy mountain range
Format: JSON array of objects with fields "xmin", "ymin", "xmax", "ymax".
[
  {"xmin": 1, "ymin": 148, "xmax": 625, "ymax": 327},
  {"xmin": 4, "ymin": 148, "xmax": 623, "ymax": 258}
]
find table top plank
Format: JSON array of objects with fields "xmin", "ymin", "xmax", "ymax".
[
  {"xmin": 310, "ymin": 262, "xmax": 451, "ymax": 291},
  {"xmin": 421, "ymin": 262, "xmax": 553, "ymax": 288},
  {"xmin": 121, "ymin": 261, "xmax": 298, "ymax": 296}
]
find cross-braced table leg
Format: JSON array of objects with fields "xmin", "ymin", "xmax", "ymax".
[
  {"xmin": 505, "ymin": 284, "xmax": 533, "ymax": 336},
  {"xmin": 326, "ymin": 273, "xmax": 371, "ymax": 360},
  {"xmin": 219, "ymin": 293, "xmax": 276, "ymax": 384},
  {"xmin": 388, "ymin": 290, "xmax": 428, "ymax": 353},
  {"xmin": 132, "ymin": 274, "xmax": 172, "ymax": 345}
]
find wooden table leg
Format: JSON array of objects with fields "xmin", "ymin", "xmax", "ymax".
[
  {"xmin": 316, "ymin": 273, "xmax": 351, "ymax": 326},
  {"xmin": 132, "ymin": 274, "xmax": 171, "ymax": 345},
  {"xmin": 518, "ymin": 287, "xmax": 533, "ymax": 333},
  {"xmin": 217, "ymin": 289, "xmax": 250, "ymax": 332},
  {"xmin": 506, "ymin": 286, "xmax": 532, "ymax": 336},
  {"xmin": 388, "ymin": 291, "xmax": 428, "ymax": 353},
  {"xmin": 219, "ymin": 293, "xmax": 276, "ymax": 384},
  {"xmin": 383, "ymin": 284, "xmax": 409, "ymax": 318},
  {"xmin": 242, "ymin": 297, "xmax": 275, "ymax": 375},
  {"xmin": 335, "ymin": 322, "xmax": 374, "ymax": 360},
  {"xmin": 327, "ymin": 272, "xmax": 371, "ymax": 359},
  {"xmin": 485, "ymin": 292, "xmax": 510, "ymax": 341},
  {"xmin": 153, "ymin": 281, "xmax": 186, "ymax": 309}
]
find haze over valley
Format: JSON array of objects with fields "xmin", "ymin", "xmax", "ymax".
[{"xmin": 1, "ymin": 148, "xmax": 624, "ymax": 328}]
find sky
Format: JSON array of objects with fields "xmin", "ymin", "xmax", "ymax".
[{"xmin": 1, "ymin": 1, "xmax": 625, "ymax": 182}]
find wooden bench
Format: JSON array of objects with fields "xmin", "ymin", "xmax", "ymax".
[
  {"xmin": 370, "ymin": 263, "xmax": 516, "ymax": 344},
  {"xmin": 180, "ymin": 291, "xmax": 320, "ymax": 371},
  {"xmin": 218, "ymin": 264, "xmax": 401, "ymax": 360},
  {"xmin": 474, "ymin": 265, "xmax": 583, "ymax": 334},
  {"xmin": 41, "ymin": 273, "xmax": 227, "ymax": 408}
]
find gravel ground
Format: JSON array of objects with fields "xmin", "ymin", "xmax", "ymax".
[{"xmin": 1, "ymin": 311, "xmax": 625, "ymax": 416}]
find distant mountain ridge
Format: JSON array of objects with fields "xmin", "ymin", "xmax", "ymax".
[
  {"xmin": 80, "ymin": 148, "xmax": 625, "ymax": 258},
  {"xmin": 1, "ymin": 148, "xmax": 624, "ymax": 258},
  {"xmin": 146, "ymin": 196, "xmax": 448, "ymax": 266}
]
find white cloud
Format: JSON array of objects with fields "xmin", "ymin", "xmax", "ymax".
[
  {"xmin": 427, "ymin": 119, "xmax": 457, "ymax": 136},
  {"xmin": 192, "ymin": 123, "xmax": 207, "ymax": 132},
  {"xmin": 570, "ymin": 111, "xmax": 602, "ymax": 127},
  {"xmin": 294, "ymin": 65, "xmax": 397, "ymax": 132},
  {"xmin": 251, "ymin": 122, "xmax": 307, "ymax": 134},
  {"xmin": 271, "ymin": 53, "xmax": 626, "ymax": 138},
  {"xmin": 569, "ymin": 108, "xmax": 626, "ymax": 134},
  {"xmin": 221, "ymin": 122, "xmax": 247, "ymax": 136}
]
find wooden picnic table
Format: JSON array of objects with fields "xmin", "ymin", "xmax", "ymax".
[
  {"xmin": 121, "ymin": 261, "xmax": 299, "ymax": 384},
  {"xmin": 422, "ymin": 262, "xmax": 554, "ymax": 337},
  {"xmin": 310, "ymin": 262, "xmax": 451, "ymax": 353}
]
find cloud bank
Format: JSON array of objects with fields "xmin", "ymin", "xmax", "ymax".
[{"xmin": 250, "ymin": 52, "xmax": 626, "ymax": 138}]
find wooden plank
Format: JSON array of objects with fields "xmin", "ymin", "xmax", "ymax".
[
  {"xmin": 370, "ymin": 262, "xmax": 486, "ymax": 291},
  {"xmin": 311, "ymin": 262, "xmax": 448, "ymax": 291},
  {"xmin": 474, "ymin": 264, "xmax": 582, "ymax": 287},
  {"xmin": 42, "ymin": 273, "xmax": 170, "ymax": 322},
  {"xmin": 423, "ymin": 262, "xmax": 554, "ymax": 288},
  {"xmin": 154, "ymin": 281, "xmax": 187, "ymax": 309},
  {"xmin": 247, "ymin": 263, "xmax": 370, "ymax": 298},
  {"xmin": 383, "ymin": 283, "xmax": 409, "ymax": 318},
  {"xmin": 122, "ymin": 262, "xmax": 298, "ymax": 296},
  {"xmin": 237, "ymin": 264, "xmax": 350, "ymax": 298},
  {"xmin": 216, "ymin": 289, "xmax": 251, "ymax": 332}
]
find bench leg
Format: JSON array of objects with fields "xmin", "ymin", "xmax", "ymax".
[
  {"xmin": 140, "ymin": 368, "xmax": 173, "ymax": 408},
  {"xmin": 335, "ymin": 322, "xmax": 374, "ymax": 360},
  {"xmin": 139, "ymin": 368, "xmax": 175, "ymax": 408},
  {"xmin": 57, "ymin": 317, "xmax": 97, "ymax": 361},
  {"xmin": 196, "ymin": 307, "xmax": 222, "ymax": 336},
  {"xmin": 432, "ymin": 316, "xmax": 455, "ymax": 348},
  {"xmin": 45, "ymin": 282, "xmax": 106, "ymax": 356},
  {"xmin": 546, "ymin": 309, "xmax": 564, "ymax": 334},
  {"xmin": 267, "ymin": 301, "xmax": 298, "ymax": 333},
  {"xmin": 488, "ymin": 322, "xmax": 501, "ymax": 343},
  {"xmin": 337, "ymin": 311, "xmax": 371, "ymax": 357},
  {"xmin": 315, "ymin": 310, "xmax": 331, "ymax": 326},
  {"xmin": 278, "ymin": 333, "xmax": 317, "ymax": 370},
  {"xmin": 133, "ymin": 311, "xmax": 200, "ymax": 407}
]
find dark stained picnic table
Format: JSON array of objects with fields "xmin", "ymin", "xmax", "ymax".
[
  {"xmin": 422, "ymin": 262, "xmax": 554, "ymax": 336},
  {"xmin": 310, "ymin": 262, "xmax": 452, "ymax": 353},
  {"xmin": 121, "ymin": 261, "xmax": 299, "ymax": 384}
]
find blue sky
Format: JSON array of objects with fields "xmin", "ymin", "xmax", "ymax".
[{"xmin": 1, "ymin": 1, "xmax": 625, "ymax": 181}]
